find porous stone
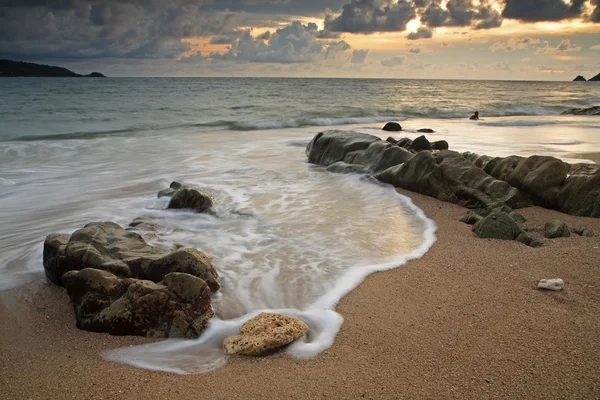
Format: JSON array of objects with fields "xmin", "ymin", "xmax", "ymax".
[
  {"xmin": 537, "ymin": 278, "xmax": 564, "ymax": 291},
  {"xmin": 223, "ymin": 313, "xmax": 309, "ymax": 356},
  {"xmin": 544, "ymin": 219, "xmax": 571, "ymax": 239}
]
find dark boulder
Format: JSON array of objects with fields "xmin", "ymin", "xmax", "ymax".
[
  {"xmin": 376, "ymin": 150, "xmax": 529, "ymax": 210},
  {"xmin": 417, "ymin": 128, "xmax": 434, "ymax": 133},
  {"xmin": 460, "ymin": 213, "xmax": 483, "ymax": 225},
  {"xmin": 409, "ymin": 135, "xmax": 432, "ymax": 152},
  {"xmin": 472, "ymin": 212, "xmax": 522, "ymax": 241},
  {"xmin": 573, "ymin": 75, "xmax": 586, "ymax": 82},
  {"xmin": 386, "ymin": 137, "xmax": 399, "ymax": 144},
  {"xmin": 431, "ymin": 140, "xmax": 449, "ymax": 151},
  {"xmin": 168, "ymin": 188, "xmax": 214, "ymax": 214},
  {"xmin": 396, "ymin": 138, "xmax": 413, "ymax": 149},
  {"xmin": 326, "ymin": 162, "xmax": 370, "ymax": 174},
  {"xmin": 589, "ymin": 73, "xmax": 600, "ymax": 82},
  {"xmin": 43, "ymin": 221, "xmax": 220, "ymax": 291},
  {"xmin": 544, "ymin": 219, "xmax": 571, "ymax": 238},
  {"xmin": 383, "ymin": 122, "xmax": 402, "ymax": 132},
  {"xmin": 63, "ymin": 268, "xmax": 213, "ymax": 338},
  {"xmin": 484, "ymin": 155, "xmax": 600, "ymax": 217}
]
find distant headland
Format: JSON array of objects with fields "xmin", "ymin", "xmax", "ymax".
[
  {"xmin": 573, "ymin": 73, "xmax": 600, "ymax": 82},
  {"xmin": 0, "ymin": 59, "xmax": 106, "ymax": 78}
]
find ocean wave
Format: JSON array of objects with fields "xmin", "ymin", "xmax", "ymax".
[
  {"xmin": 479, "ymin": 120, "xmax": 558, "ymax": 127},
  {"xmin": 193, "ymin": 116, "xmax": 407, "ymax": 131}
]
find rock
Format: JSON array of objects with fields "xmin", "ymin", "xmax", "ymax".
[
  {"xmin": 223, "ymin": 313, "xmax": 309, "ymax": 356},
  {"xmin": 561, "ymin": 106, "xmax": 600, "ymax": 116},
  {"xmin": 307, "ymin": 131, "xmax": 529, "ymax": 211},
  {"xmin": 158, "ymin": 188, "xmax": 176, "ymax": 198},
  {"xmin": 306, "ymin": 130, "xmax": 413, "ymax": 174},
  {"xmin": 396, "ymin": 138, "xmax": 413, "ymax": 149},
  {"xmin": 462, "ymin": 152, "xmax": 492, "ymax": 169},
  {"xmin": 326, "ymin": 162, "xmax": 369, "ymax": 174},
  {"xmin": 544, "ymin": 219, "xmax": 571, "ymax": 238},
  {"xmin": 472, "ymin": 212, "xmax": 522, "ymax": 241},
  {"xmin": 572, "ymin": 228, "xmax": 594, "ymax": 237},
  {"xmin": 573, "ymin": 75, "xmax": 586, "ymax": 82},
  {"xmin": 417, "ymin": 128, "xmax": 434, "ymax": 133},
  {"xmin": 376, "ymin": 150, "xmax": 529, "ymax": 210},
  {"xmin": 484, "ymin": 155, "xmax": 600, "ymax": 217},
  {"xmin": 170, "ymin": 181, "xmax": 183, "ymax": 190},
  {"xmin": 382, "ymin": 122, "xmax": 402, "ymax": 132},
  {"xmin": 128, "ymin": 217, "xmax": 159, "ymax": 231},
  {"xmin": 62, "ymin": 268, "xmax": 213, "ymax": 338},
  {"xmin": 460, "ymin": 213, "xmax": 482, "ymax": 225},
  {"xmin": 537, "ymin": 278, "xmax": 564, "ymax": 291},
  {"xmin": 409, "ymin": 135, "xmax": 432, "ymax": 152},
  {"xmin": 431, "ymin": 140, "xmax": 449, "ymax": 151},
  {"xmin": 589, "ymin": 73, "xmax": 600, "ymax": 82},
  {"xmin": 43, "ymin": 221, "xmax": 220, "ymax": 291},
  {"xmin": 508, "ymin": 211, "xmax": 527, "ymax": 225},
  {"xmin": 386, "ymin": 137, "xmax": 398, "ymax": 144},
  {"xmin": 516, "ymin": 231, "xmax": 544, "ymax": 247},
  {"xmin": 168, "ymin": 188, "xmax": 214, "ymax": 214}
]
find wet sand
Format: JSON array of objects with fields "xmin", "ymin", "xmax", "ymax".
[{"xmin": 1, "ymin": 190, "xmax": 599, "ymax": 399}]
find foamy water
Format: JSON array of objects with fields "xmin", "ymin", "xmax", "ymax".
[{"xmin": 1, "ymin": 78, "xmax": 598, "ymax": 374}]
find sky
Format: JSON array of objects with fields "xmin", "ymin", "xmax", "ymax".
[{"xmin": 1, "ymin": 0, "xmax": 599, "ymax": 80}]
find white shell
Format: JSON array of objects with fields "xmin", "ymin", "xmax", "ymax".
[{"xmin": 537, "ymin": 278, "xmax": 564, "ymax": 291}]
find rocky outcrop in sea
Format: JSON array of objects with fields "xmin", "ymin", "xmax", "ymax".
[{"xmin": 306, "ymin": 130, "xmax": 600, "ymax": 219}]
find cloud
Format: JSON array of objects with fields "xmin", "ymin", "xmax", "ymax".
[
  {"xmin": 538, "ymin": 64, "xmax": 565, "ymax": 73},
  {"xmin": 407, "ymin": 26, "xmax": 433, "ymax": 40},
  {"xmin": 535, "ymin": 39, "xmax": 582, "ymax": 54},
  {"xmin": 502, "ymin": 0, "xmax": 585, "ymax": 22},
  {"xmin": 324, "ymin": 0, "xmax": 417, "ymax": 34},
  {"xmin": 419, "ymin": 0, "xmax": 503, "ymax": 30},
  {"xmin": 409, "ymin": 47, "xmax": 421, "ymax": 53},
  {"xmin": 592, "ymin": 44, "xmax": 600, "ymax": 50},
  {"xmin": 350, "ymin": 49, "xmax": 369, "ymax": 64},
  {"xmin": 381, "ymin": 56, "xmax": 404, "ymax": 67},
  {"xmin": 493, "ymin": 61, "xmax": 510, "ymax": 71},
  {"xmin": 490, "ymin": 36, "xmax": 541, "ymax": 52},
  {"xmin": 0, "ymin": 0, "xmax": 239, "ymax": 60},
  {"xmin": 212, "ymin": 21, "xmax": 352, "ymax": 63}
]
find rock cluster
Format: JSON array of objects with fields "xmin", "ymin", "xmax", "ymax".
[
  {"xmin": 223, "ymin": 313, "xmax": 309, "ymax": 356},
  {"xmin": 43, "ymin": 221, "xmax": 220, "ymax": 338},
  {"xmin": 307, "ymin": 130, "xmax": 600, "ymax": 218}
]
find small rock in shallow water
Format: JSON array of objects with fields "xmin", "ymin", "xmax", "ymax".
[
  {"xmin": 417, "ymin": 128, "xmax": 434, "ymax": 133},
  {"xmin": 537, "ymin": 278, "xmax": 564, "ymax": 291},
  {"xmin": 382, "ymin": 122, "xmax": 402, "ymax": 132}
]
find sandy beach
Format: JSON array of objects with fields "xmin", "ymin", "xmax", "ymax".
[{"xmin": 1, "ymin": 189, "xmax": 599, "ymax": 400}]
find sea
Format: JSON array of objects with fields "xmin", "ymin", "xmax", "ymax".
[{"xmin": 1, "ymin": 78, "xmax": 599, "ymax": 374}]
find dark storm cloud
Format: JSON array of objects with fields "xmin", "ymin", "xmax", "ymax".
[
  {"xmin": 205, "ymin": 0, "xmax": 348, "ymax": 15},
  {"xmin": 0, "ymin": 0, "xmax": 244, "ymax": 60},
  {"xmin": 324, "ymin": 0, "xmax": 417, "ymax": 33},
  {"xmin": 419, "ymin": 0, "xmax": 503, "ymax": 30},
  {"xmin": 211, "ymin": 21, "xmax": 352, "ymax": 63},
  {"xmin": 501, "ymin": 0, "xmax": 586, "ymax": 22},
  {"xmin": 591, "ymin": 0, "xmax": 600, "ymax": 22}
]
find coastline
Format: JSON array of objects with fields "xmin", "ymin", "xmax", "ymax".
[{"xmin": 1, "ymin": 190, "xmax": 599, "ymax": 399}]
